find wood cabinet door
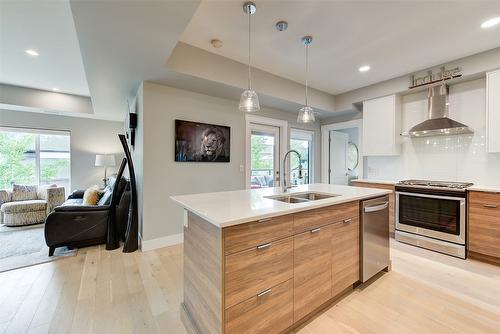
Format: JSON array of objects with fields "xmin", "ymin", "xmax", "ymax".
[
  {"xmin": 332, "ymin": 217, "xmax": 360, "ymax": 297},
  {"xmin": 293, "ymin": 224, "xmax": 333, "ymax": 322},
  {"xmin": 468, "ymin": 191, "xmax": 500, "ymax": 258}
]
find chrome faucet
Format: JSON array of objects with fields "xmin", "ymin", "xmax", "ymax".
[{"xmin": 281, "ymin": 149, "xmax": 303, "ymax": 192}]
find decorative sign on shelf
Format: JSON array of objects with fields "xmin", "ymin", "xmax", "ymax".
[{"xmin": 409, "ymin": 66, "xmax": 462, "ymax": 89}]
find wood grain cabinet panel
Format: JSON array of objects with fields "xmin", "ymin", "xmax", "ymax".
[
  {"xmin": 468, "ymin": 191, "xmax": 500, "ymax": 259},
  {"xmin": 351, "ymin": 181, "xmax": 395, "ymax": 235},
  {"xmin": 332, "ymin": 217, "xmax": 360, "ymax": 297},
  {"xmin": 293, "ymin": 202, "xmax": 358, "ymax": 234},
  {"xmin": 224, "ymin": 215, "xmax": 293, "ymax": 255},
  {"xmin": 225, "ymin": 237, "xmax": 293, "ymax": 309},
  {"xmin": 225, "ymin": 279, "xmax": 294, "ymax": 334},
  {"xmin": 293, "ymin": 224, "xmax": 334, "ymax": 322}
]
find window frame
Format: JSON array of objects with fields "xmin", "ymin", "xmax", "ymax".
[
  {"xmin": 0, "ymin": 126, "xmax": 71, "ymax": 191},
  {"xmin": 289, "ymin": 128, "xmax": 314, "ymax": 185}
]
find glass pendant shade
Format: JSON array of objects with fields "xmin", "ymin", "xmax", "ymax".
[
  {"xmin": 239, "ymin": 89, "xmax": 260, "ymax": 112},
  {"xmin": 297, "ymin": 105, "xmax": 315, "ymax": 123}
]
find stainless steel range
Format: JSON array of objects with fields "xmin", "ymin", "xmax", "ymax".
[{"xmin": 395, "ymin": 179, "xmax": 473, "ymax": 259}]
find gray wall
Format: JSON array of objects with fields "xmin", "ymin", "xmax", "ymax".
[
  {"xmin": 136, "ymin": 82, "xmax": 321, "ymax": 241},
  {"xmin": 0, "ymin": 109, "xmax": 124, "ymax": 191}
]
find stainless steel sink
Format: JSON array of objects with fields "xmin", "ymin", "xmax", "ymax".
[{"xmin": 265, "ymin": 192, "xmax": 339, "ymax": 204}]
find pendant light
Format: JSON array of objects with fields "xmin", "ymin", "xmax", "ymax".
[
  {"xmin": 297, "ymin": 36, "xmax": 315, "ymax": 123},
  {"xmin": 239, "ymin": 2, "xmax": 260, "ymax": 112}
]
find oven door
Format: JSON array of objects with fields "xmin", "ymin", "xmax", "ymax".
[{"xmin": 396, "ymin": 191, "xmax": 465, "ymax": 245}]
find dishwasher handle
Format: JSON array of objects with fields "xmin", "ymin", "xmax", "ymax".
[{"xmin": 364, "ymin": 202, "xmax": 389, "ymax": 213}]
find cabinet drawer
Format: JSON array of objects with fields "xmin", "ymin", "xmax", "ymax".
[
  {"xmin": 224, "ymin": 215, "xmax": 293, "ymax": 255},
  {"xmin": 293, "ymin": 202, "xmax": 358, "ymax": 234},
  {"xmin": 293, "ymin": 225, "xmax": 333, "ymax": 322},
  {"xmin": 468, "ymin": 192, "xmax": 500, "ymax": 258},
  {"xmin": 225, "ymin": 237, "xmax": 293, "ymax": 309},
  {"xmin": 225, "ymin": 279, "xmax": 293, "ymax": 334},
  {"xmin": 469, "ymin": 191, "xmax": 500, "ymax": 207},
  {"xmin": 332, "ymin": 217, "xmax": 360, "ymax": 297}
]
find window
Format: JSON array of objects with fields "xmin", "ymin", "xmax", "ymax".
[
  {"xmin": 0, "ymin": 128, "xmax": 71, "ymax": 193},
  {"xmin": 290, "ymin": 129, "xmax": 313, "ymax": 185}
]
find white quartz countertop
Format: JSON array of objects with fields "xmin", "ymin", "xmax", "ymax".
[
  {"xmin": 352, "ymin": 179, "xmax": 397, "ymax": 185},
  {"xmin": 170, "ymin": 183, "xmax": 391, "ymax": 228},
  {"xmin": 468, "ymin": 185, "xmax": 500, "ymax": 193}
]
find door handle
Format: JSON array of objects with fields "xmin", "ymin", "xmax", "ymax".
[
  {"xmin": 343, "ymin": 218, "xmax": 352, "ymax": 224},
  {"xmin": 483, "ymin": 204, "xmax": 498, "ymax": 208},
  {"xmin": 310, "ymin": 227, "xmax": 321, "ymax": 233},
  {"xmin": 364, "ymin": 202, "xmax": 389, "ymax": 213}
]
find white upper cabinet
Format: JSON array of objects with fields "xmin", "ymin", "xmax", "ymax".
[
  {"xmin": 362, "ymin": 95, "xmax": 401, "ymax": 156},
  {"xmin": 487, "ymin": 70, "xmax": 500, "ymax": 153}
]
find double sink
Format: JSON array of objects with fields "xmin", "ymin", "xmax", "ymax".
[{"xmin": 265, "ymin": 191, "xmax": 339, "ymax": 204}]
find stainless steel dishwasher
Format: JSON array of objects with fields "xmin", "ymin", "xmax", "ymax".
[{"xmin": 361, "ymin": 195, "xmax": 390, "ymax": 283}]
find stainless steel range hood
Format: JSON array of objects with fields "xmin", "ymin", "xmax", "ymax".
[{"xmin": 408, "ymin": 84, "xmax": 473, "ymax": 137}]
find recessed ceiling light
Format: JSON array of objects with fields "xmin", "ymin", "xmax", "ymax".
[
  {"xmin": 25, "ymin": 49, "xmax": 39, "ymax": 56},
  {"xmin": 52, "ymin": 88, "xmax": 60, "ymax": 92},
  {"xmin": 359, "ymin": 65, "xmax": 371, "ymax": 72},
  {"xmin": 481, "ymin": 17, "xmax": 500, "ymax": 29}
]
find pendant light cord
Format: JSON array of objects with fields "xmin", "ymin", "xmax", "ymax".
[
  {"xmin": 305, "ymin": 42, "xmax": 309, "ymax": 106},
  {"xmin": 247, "ymin": 7, "xmax": 252, "ymax": 90}
]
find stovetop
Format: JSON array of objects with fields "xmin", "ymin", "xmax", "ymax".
[{"xmin": 398, "ymin": 179, "xmax": 473, "ymax": 190}]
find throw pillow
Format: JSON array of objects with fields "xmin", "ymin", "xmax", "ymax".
[
  {"xmin": 82, "ymin": 186, "xmax": 102, "ymax": 205},
  {"xmin": 12, "ymin": 184, "xmax": 38, "ymax": 201}
]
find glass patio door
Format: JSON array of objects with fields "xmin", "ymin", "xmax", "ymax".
[{"xmin": 249, "ymin": 124, "xmax": 280, "ymax": 188}]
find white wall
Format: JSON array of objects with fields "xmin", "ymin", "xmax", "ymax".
[
  {"xmin": 137, "ymin": 82, "xmax": 321, "ymax": 242},
  {"xmin": 0, "ymin": 108, "xmax": 124, "ymax": 191},
  {"xmin": 365, "ymin": 78, "xmax": 500, "ymax": 186}
]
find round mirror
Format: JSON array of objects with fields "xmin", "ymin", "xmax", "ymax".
[{"xmin": 347, "ymin": 142, "xmax": 359, "ymax": 171}]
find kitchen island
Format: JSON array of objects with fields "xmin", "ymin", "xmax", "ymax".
[{"xmin": 171, "ymin": 184, "xmax": 392, "ymax": 334}]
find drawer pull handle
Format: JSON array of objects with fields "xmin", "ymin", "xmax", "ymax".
[
  {"xmin": 257, "ymin": 218, "xmax": 272, "ymax": 223},
  {"xmin": 483, "ymin": 204, "xmax": 498, "ymax": 208},
  {"xmin": 257, "ymin": 242, "xmax": 272, "ymax": 250},
  {"xmin": 311, "ymin": 227, "xmax": 321, "ymax": 233},
  {"xmin": 343, "ymin": 218, "xmax": 352, "ymax": 224},
  {"xmin": 257, "ymin": 289, "xmax": 272, "ymax": 298}
]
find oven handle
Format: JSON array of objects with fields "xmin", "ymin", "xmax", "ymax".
[
  {"xmin": 364, "ymin": 202, "xmax": 389, "ymax": 213},
  {"xmin": 396, "ymin": 191, "xmax": 465, "ymax": 202}
]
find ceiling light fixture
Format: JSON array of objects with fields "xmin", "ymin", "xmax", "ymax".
[
  {"xmin": 239, "ymin": 1, "xmax": 260, "ymax": 113},
  {"xmin": 210, "ymin": 39, "xmax": 223, "ymax": 48},
  {"xmin": 297, "ymin": 36, "xmax": 315, "ymax": 123},
  {"xmin": 481, "ymin": 17, "xmax": 500, "ymax": 29},
  {"xmin": 25, "ymin": 49, "xmax": 39, "ymax": 57},
  {"xmin": 359, "ymin": 65, "xmax": 371, "ymax": 72},
  {"xmin": 52, "ymin": 88, "xmax": 60, "ymax": 92}
]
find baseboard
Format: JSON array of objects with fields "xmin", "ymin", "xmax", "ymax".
[{"xmin": 140, "ymin": 233, "xmax": 183, "ymax": 252}]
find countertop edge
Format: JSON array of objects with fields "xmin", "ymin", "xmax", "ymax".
[
  {"xmin": 351, "ymin": 179, "xmax": 398, "ymax": 186},
  {"xmin": 467, "ymin": 185, "xmax": 500, "ymax": 193},
  {"xmin": 171, "ymin": 189, "xmax": 392, "ymax": 228}
]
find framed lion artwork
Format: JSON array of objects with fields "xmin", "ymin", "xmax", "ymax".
[{"xmin": 174, "ymin": 119, "xmax": 230, "ymax": 162}]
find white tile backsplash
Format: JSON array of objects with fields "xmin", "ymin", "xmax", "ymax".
[{"xmin": 365, "ymin": 78, "xmax": 500, "ymax": 186}]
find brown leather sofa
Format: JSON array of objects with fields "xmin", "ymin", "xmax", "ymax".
[{"xmin": 44, "ymin": 177, "xmax": 130, "ymax": 256}]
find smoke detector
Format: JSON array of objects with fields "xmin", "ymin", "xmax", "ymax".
[
  {"xmin": 210, "ymin": 39, "xmax": 223, "ymax": 48},
  {"xmin": 276, "ymin": 21, "xmax": 288, "ymax": 31}
]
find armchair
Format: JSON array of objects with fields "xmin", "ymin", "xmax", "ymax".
[
  {"xmin": 44, "ymin": 177, "xmax": 130, "ymax": 256},
  {"xmin": 0, "ymin": 185, "xmax": 65, "ymax": 226}
]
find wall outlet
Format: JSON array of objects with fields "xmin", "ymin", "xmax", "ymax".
[{"xmin": 239, "ymin": 165, "xmax": 244, "ymax": 172}]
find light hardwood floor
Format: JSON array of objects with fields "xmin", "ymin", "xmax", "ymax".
[{"xmin": 1, "ymin": 240, "xmax": 499, "ymax": 334}]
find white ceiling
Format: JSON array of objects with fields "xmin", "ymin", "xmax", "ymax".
[
  {"xmin": 0, "ymin": 0, "xmax": 89, "ymax": 96},
  {"xmin": 181, "ymin": 1, "xmax": 500, "ymax": 94}
]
